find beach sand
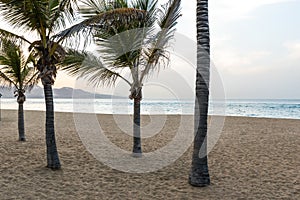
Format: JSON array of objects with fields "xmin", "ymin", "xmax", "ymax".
[{"xmin": 0, "ymin": 110, "xmax": 299, "ymax": 199}]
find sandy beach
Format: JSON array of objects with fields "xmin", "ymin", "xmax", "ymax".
[{"xmin": 0, "ymin": 109, "xmax": 299, "ymax": 199}]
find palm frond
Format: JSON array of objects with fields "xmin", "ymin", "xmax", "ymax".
[
  {"xmin": 95, "ymin": 27, "xmax": 148, "ymax": 69},
  {"xmin": 79, "ymin": 0, "xmax": 106, "ymax": 19},
  {"xmin": 0, "ymin": 0, "xmax": 49, "ymax": 34},
  {"xmin": 131, "ymin": 0, "xmax": 157, "ymax": 14},
  {"xmin": 53, "ymin": 8, "xmax": 147, "ymax": 47},
  {"xmin": 90, "ymin": 1, "xmax": 159, "ymax": 72},
  {"xmin": 79, "ymin": 0, "xmax": 128, "ymax": 17},
  {"xmin": 23, "ymin": 70, "xmax": 39, "ymax": 91},
  {"xmin": 48, "ymin": 0, "xmax": 78, "ymax": 34},
  {"xmin": 0, "ymin": 71, "xmax": 17, "ymax": 88},
  {"xmin": 0, "ymin": 39, "xmax": 23, "ymax": 85},
  {"xmin": 0, "ymin": 38, "xmax": 39, "ymax": 91},
  {"xmin": 131, "ymin": 0, "xmax": 158, "ymax": 29},
  {"xmin": 58, "ymin": 49, "xmax": 87, "ymax": 74},
  {"xmin": 21, "ymin": 51, "xmax": 39, "ymax": 91},
  {"xmin": 158, "ymin": 0, "xmax": 181, "ymax": 31},
  {"xmin": 60, "ymin": 49, "xmax": 131, "ymax": 87},
  {"xmin": 0, "ymin": 28, "xmax": 32, "ymax": 44},
  {"xmin": 140, "ymin": 0, "xmax": 181, "ymax": 82}
]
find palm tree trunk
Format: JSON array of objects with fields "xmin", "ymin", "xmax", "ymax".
[
  {"xmin": 132, "ymin": 97, "xmax": 142, "ymax": 157},
  {"xmin": 189, "ymin": 0, "xmax": 211, "ymax": 187},
  {"xmin": 18, "ymin": 102, "xmax": 25, "ymax": 141},
  {"xmin": 44, "ymin": 83, "xmax": 61, "ymax": 169}
]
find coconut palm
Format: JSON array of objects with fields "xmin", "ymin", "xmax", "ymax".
[
  {"xmin": 189, "ymin": 0, "xmax": 211, "ymax": 187},
  {"xmin": 59, "ymin": 0, "xmax": 181, "ymax": 157},
  {"xmin": 0, "ymin": 39, "xmax": 38, "ymax": 141}
]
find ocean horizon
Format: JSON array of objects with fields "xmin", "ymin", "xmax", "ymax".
[{"xmin": 0, "ymin": 98, "xmax": 300, "ymax": 120}]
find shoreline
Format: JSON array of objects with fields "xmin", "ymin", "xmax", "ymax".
[
  {"xmin": 0, "ymin": 110, "xmax": 299, "ymax": 199},
  {"xmin": 1, "ymin": 108, "xmax": 300, "ymax": 121},
  {"xmin": 1, "ymin": 98, "xmax": 300, "ymax": 120}
]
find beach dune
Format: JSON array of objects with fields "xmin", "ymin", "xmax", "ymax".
[{"xmin": 0, "ymin": 110, "xmax": 299, "ymax": 199}]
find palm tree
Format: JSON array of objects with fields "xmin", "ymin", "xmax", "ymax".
[
  {"xmin": 0, "ymin": 0, "xmax": 80, "ymax": 169},
  {"xmin": 0, "ymin": 39, "xmax": 38, "ymax": 141},
  {"xmin": 189, "ymin": 0, "xmax": 211, "ymax": 187},
  {"xmin": 59, "ymin": 0, "xmax": 181, "ymax": 157}
]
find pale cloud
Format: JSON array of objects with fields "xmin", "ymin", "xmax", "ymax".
[
  {"xmin": 212, "ymin": 47, "xmax": 272, "ymax": 75},
  {"xmin": 211, "ymin": 32, "xmax": 272, "ymax": 75},
  {"xmin": 283, "ymin": 41, "xmax": 300, "ymax": 61},
  {"xmin": 210, "ymin": 0, "xmax": 296, "ymax": 22}
]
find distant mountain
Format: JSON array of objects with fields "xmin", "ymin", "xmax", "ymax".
[
  {"xmin": 0, "ymin": 88, "xmax": 15, "ymax": 98},
  {"xmin": 0, "ymin": 86, "xmax": 125, "ymax": 99},
  {"xmin": 53, "ymin": 87, "xmax": 125, "ymax": 99}
]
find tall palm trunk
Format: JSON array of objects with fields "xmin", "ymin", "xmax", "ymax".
[
  {"xmin": 44, "ymin": 83, "xmax": 61, "ymax": 169},
  {"xmin": 18, "ymin": 102, "xmax": 25, "ymax": 141},
  {"xmin": 189, "ymin": 0, "xmax": 211, "ymax": 187},
  {"xmin": 132, "ymin": 97, "xmax": 142, "ymax": 157}
]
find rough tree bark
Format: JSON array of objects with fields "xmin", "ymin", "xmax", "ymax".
[
  {"xmin": 189, "ymin": 0, "xmax": 211, "ymax": 187},
  {"xmin": 44, "ymin": 83, "xmax": 61, "ymax": 169},
  {"xmin": 131, "ymin": 87, "xmax": 142, "ymax": 157},
  {"xmin": 18, "ymin": 102, "xmax": 25, "ymax": 141}
]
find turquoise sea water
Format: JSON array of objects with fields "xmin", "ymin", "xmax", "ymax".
[{"xmin": 1, "ymin": 98, "xmax": 300, "ymax": 119}]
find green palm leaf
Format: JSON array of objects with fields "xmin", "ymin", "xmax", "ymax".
[
  {"xmin": 140, "ymin": 0, "xmax": 181, "ymax": 82},
  {"xmin": 0, "ymin": 38, "xmax": 39, "ymax": 91},
  {"xmin": 0, "ymin": 28, "xmax": 32, "ymax": 45},
  {"xmin": 48, "ymin": 0, "xmax": 78, "ymax": 33},
  {"xmin": 53, "ymin": 7, "xmax": 147, "ymax": 46},
  {"xmin": 60, "ymin": 49, "xmax": 130, "ymax": 87},
  {"xmin": 0, "ymin": 0, "xmax": 48, "ymax": 32}
]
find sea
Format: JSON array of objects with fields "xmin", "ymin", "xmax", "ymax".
[{"xmin": 0, "ymin": 98, "xmax": 300, "ymax": 120}]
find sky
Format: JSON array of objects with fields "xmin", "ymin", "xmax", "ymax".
[
  {"xmin": 172, "ymin": 0, "xmax": 300, "ymax": 100},
  {"xmin": 0, "ymin": 0, "xmax": 300, "ymax": 99},
  {"xmin": 207, "ymin": 0, "xmax": 300, "ymax": 99}
]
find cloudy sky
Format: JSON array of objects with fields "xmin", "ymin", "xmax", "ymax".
[
  {"xmin": 1, "ymin": 0, "xmax": 299, "ymax": 99},
  {"xmin": 207, "ymin": 0, "xmax": 300, "ymax": 99}
]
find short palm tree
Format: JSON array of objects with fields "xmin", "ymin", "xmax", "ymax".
[
  {"xmin": 189, "ymin": 0, "xmax": 211, "ymax": 187},
  {"xmin": 59, "ymin": 0, "xmax": 181, "ymax": 157},
  {"xmin": 0, "ymin": 39, "xmax": 38, "ymax": 141}
]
